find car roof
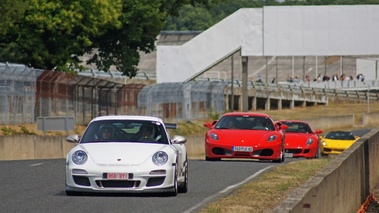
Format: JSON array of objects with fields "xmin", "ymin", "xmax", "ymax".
[
  {"xmin": 278, "ymin": 120, "xmax": 307, "ymax": 123},
  {"xmin": 90, "ymin": 115, "xmax": 163, "ymax": 123},
  {"xmin": 327, "ymin": 130, "xmax": 352, "ymax": 134},
  {"xmin": 221, "ymin": 112, "xmax": 271, "ymax": 117}
]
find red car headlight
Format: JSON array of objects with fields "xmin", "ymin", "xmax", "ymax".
[
  {"xmin": 306, "ymin": 138, "xmax": 314, "ymax": 146},
  {"xmin": 267, "ymin": 135, "xmax": 278, "ymax": 142},
  {"xmin": 209, "ymin": 132, "xmax": 219, "ymax": 140}
]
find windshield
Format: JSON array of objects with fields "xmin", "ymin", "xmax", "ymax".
[
  {"xmin": 215, "ymin": 115, "xmax": 274, "ymax": 131},
  {"xmin": 79, "ymin": 120, "xmax": 169, "ymax": 144},
  {"xmin": 281, "ymin": 121, "xmax": 312, "ymax": 133},
  {"xmin": 325, "ymin": 131, "xmax": 356, "ymax": 140}
]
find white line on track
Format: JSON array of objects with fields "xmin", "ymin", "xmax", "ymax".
[
  {"xmin": 30, "ymin": 163, "xmax": 43, "ymax": 167},
  {"xmin": 183, "ymin": 166, "xmax": 274, "ymax": 213}
]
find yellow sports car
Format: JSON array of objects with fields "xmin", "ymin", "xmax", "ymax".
[{"xmin": 320, "ymin": 131, "xmax": 360, "ymax": 155}]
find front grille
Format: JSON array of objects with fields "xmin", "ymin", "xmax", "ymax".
[
  {"xmin": 253, "ymin": 149, "xmax": 273, "ymax": 156},
  {"xmin": 286, "ymin": 149, "xmax": 302, "ymax": 154},
  {"xmin": 324, "ymin": 148, "xmax": 345, "ymax": 153},
  {"xmin": 96, "ymin": 180, "xmax": 140, "ymax": 188},
  {"xmin": 146, "ymin": 177, "xmax": 165, "ymax": 187},
  {"xmin": 73, "ymin": 176, "xmax": 90, "ymax": 186},
  {"xmin": 212, "ymin": 147, "xmax": 226, "ymax": 155}
]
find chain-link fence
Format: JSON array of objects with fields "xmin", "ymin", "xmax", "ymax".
[
  {"xmin": 0, "ymin": 63, "xmax": 230, "ymax": 125},
  {"xmin": 138, "ymin": 81, "xmax": 228, "ymax": 121},
  {"xmin": 2, "ymin": 58, "xmax": 377, "ymax": 125},
  {"xmin": 0, "ymin": 63, "xmax": 44, "ymax": 125},
  {"xmin": 35, "ymin": 70, "xmax": 150, "ymax": 125}
]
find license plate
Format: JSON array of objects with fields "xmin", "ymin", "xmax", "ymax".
[
  {"xmin": 107, "ymin": 173, "xmax": 129, "ymax": 180},
  {"xmin": 284, "ymin": 153, "xmax": 293, "ymax": 157},
  {"xmin": 233, "ymin": 146, "xmax": 253, "ymax": 152}
]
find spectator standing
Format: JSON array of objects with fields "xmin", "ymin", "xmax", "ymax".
[
  {"xmin": 357, "ymin": 73, "xmax": 365, "ymax": 82},
  {"xmin": 332, "ymin": 74, "xmax": 339, "ymax": 81},
  {"xmin": 287, "ymin": 75, "xmax": 293, "ymax": 82},
  {"xmin": 305, "ymin": 75, "xmax": 311, "ymax": 82}
]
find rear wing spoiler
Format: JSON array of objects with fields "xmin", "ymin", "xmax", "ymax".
[{"xmin": 164, "ymin": 123, "xmax": 178, "ymax": 129}]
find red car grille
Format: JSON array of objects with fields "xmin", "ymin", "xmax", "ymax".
[{"xmin": 286, "ymin": 149, "xmax": 303, "ymax": 154}]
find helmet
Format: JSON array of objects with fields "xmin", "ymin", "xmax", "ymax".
[
  {"xmin": 99, "ymin": 124, "xmax": 115, "ymax": 138},
  {"xmin": 139, "ymin": 124, "xmax": 155, "ymax": 138}
]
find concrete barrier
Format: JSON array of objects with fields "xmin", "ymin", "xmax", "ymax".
[
  {"xmin": 0, "ymin": 134, "xmax": 204, "ymax": 161},
  {"xmin": 304, "ymin": 115, "xmax": 354, "ymax": 130},
  {"xmin": 0, "ymin": 114, "xmax": 361, "ymax": 160},
  {"xmin": 1, "ymin": 115, "xmax": 379, "ymax": 212},
  {"xmin": 273, "ymin": 129, "xmax": 379, "ymax": 213},
  {"xmin": 0, "ymin": 135, "xmax": 77, "ymax": 160}
]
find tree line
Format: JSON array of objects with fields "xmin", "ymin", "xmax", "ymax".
[{"xmin": 1, "ymin": 0, "xmax": 378, "ymax": 77}]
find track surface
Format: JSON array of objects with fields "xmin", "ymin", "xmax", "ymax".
[{"xmin": 1, "ymin": 129, "xmax": 369, "ymax": 213}]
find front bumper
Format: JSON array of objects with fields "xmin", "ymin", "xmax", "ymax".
[
  {"xmin": 205, "ymin": 141, "xmax": 282, "ymax": 160},
  {"xmin": 65, "ymin": 164, "xmax": 176, "ymax": 194}
]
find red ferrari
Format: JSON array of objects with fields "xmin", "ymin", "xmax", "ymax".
[
  {"xmin": 204, "ymin": 112, "xmax": 288, "ymax": 162},
  {"xmin": 278, "ymin": 120, "xmax": 323, "ymax": 159}
]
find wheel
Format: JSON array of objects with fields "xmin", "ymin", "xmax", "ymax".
[
  {"xmin": 273, "ymin": 149, "xmax": 284, "ymax": 163},
  {"xmin": 169, "ymin": 165, "xmax": 178, "ymax": 196},
  {"xmin": 178, "ymin": 160, "xmax": 188, "ymax": 193},
  {"xmin": 314, "ymin": 143, "xmax": 321, "ymax": 159}
]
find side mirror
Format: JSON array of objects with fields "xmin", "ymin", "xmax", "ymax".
[
  {"xmin": 280, "ymin": 124, "xmax": 289, "ymax": 131},
  {"xmin": 172, "ymin": 135, "xmax": 186, "ymax": 144},
  {"xmin": 204, "ymin": 120, "xmax": 218, "ymax": 129},
  {"xmin": 204, "ymin": 122, "xmax": 213, "ymax": 129},
  {"xmin": 315, "ymin": 129, "xmax": 323, "ymax": 134},
  {"xmin": 66, "ymin": 134, "xmax": 80, "ymax": 143}
]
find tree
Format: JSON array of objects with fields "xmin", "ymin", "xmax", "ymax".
[
  {"xmin": 88, "ymin": 0, "xmax": 210, "ymax": 77},
  {"xmin": 0, "ymin": 0, "xmax": 123, "ymax": 71},
  {"xmin": 0, "ymin": 0, "xmax": 207, "ymax": 77}
]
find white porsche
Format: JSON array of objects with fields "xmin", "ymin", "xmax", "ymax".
[{"xmin": 65, "ymin": 115, "xmax": 188, "ymax": 196}]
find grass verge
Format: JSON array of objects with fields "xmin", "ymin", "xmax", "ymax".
[{"xmin": 199, "ymin": 158, "xmax": 332, "ymax": 213}]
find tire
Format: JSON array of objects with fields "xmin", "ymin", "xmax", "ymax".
[
  {"xmin": 314, "ymin": 143, "xmax": 321, "ymax": 159},
  {"xmin": 273, "ymin": 148, "xmax": 285, "ymax": 163},
  {"xmin": 178, "ymin": 160, "xmax": 188, "ymax": 193},
  {"xmin": 169, "ymin": 166, "xmax": 178, "ymax": 196}
]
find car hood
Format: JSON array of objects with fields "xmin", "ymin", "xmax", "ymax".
[
  {"xmin": 285, "ymin": 133, "xmax": 312, "ymax": 142},
  {"xmin": 78, "ymin": 143, "xmax": 167, "ymax": 165},
  {"xmin": 322, "ymin": 139, "xmax": 357, "ymax": 148},
  {"xmin": 216, "ymin": 129, "xmax": 277, "ymax": 144}
]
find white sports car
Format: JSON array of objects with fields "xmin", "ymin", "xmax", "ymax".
[{"xmin": 65, "ymin": 115, "xmax": 188, "ymax": 196}]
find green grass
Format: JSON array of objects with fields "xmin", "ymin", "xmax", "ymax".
[{"xmin": 199, "ymin": 158, "xmax": 333, "ymax": 213}]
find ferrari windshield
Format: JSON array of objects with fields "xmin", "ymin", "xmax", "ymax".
[
  {"xmin": 281, "ymin": 121, "xmax": 311, "ymax": 133},
  {"xmin": 79, "ymin": 120, "xmax": 169, "ymax": 144},
  {"xmin": 324, "ymin": 131, "xmax": 356, "ymax": 140},
  {"xmin": 215, "ymin": 115, "xmax": 274, "ymax": 130}
]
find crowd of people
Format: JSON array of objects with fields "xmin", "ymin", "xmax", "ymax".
[{"xmin": 286, "ymin": 73, "xmax": 365, "ymax": 83}]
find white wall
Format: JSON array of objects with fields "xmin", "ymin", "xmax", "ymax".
[
  {"xmin": 157, "ymin": 5, "xmax": 379, "ymax": 83},
  {"xmin": 356, "ymin": 58, "xmax": 379, "ymax": 80},
  {"xmin": 263, "ymin": 5, "xmax": 379, "ymax": 56}
]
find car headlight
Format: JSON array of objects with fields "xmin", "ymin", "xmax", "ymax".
[
  {"xmin": 267, "ymin": 135, "xmax": 278, "ymax": 142},
  {"xmin": 209, "ymin": 132, "xmax": 219, "ymax": 140},
  {"xmin": 322, "ymin": 141, "xmax": 327, "ymax": 146},
  {"xmin": 152, "ymin": 151, "xmax": 168, "ymax": 166},
  {"xmin": 306, "ymin": 138, "xmax": 314, "ymax": 146},
  {"xmin": 72, "ymin": 150, "xmax": 88, "ymax": 165}
]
